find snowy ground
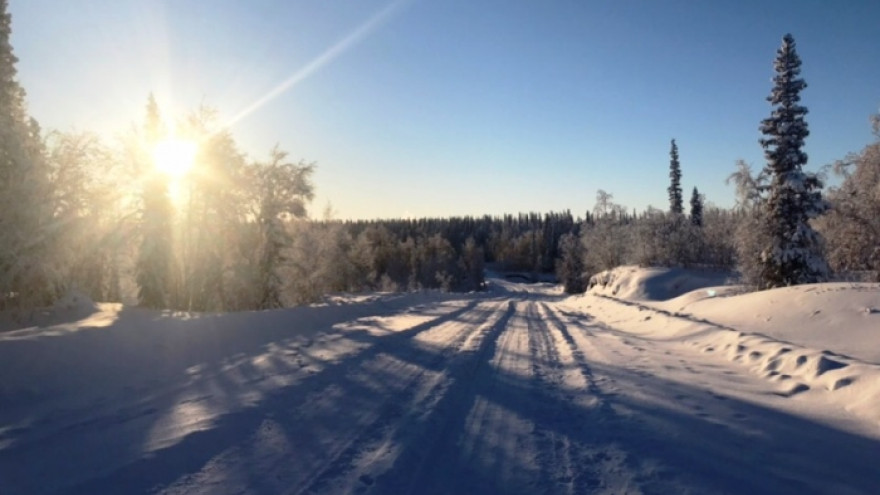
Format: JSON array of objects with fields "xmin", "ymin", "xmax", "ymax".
[{"xmin": 2, "ymin": 272, "xmax": 880, "ymax": 494}]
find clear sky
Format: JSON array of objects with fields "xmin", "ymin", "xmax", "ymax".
[{"xmin": 9, "ymin": 0, "xmax": 880, "ymax": 219}]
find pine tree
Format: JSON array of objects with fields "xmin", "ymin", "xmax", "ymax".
[
  {"xmin": 668, "ymin": 139, "xmax": 683, "ymax": 215},
  {"xmin": 690, "ymin": 187, "xmax": 703, "ymax": 227},
  {"xmin": 135, "ymin": 95, "xmax": 174, "ymax": 308},
  {"xmin": 757, "ymin": 34, "xmax": 828, "ymax": 288}
]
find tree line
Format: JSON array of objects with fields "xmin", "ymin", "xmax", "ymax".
[
  {"xmin": 2, "ymin": 0, "xmax": 879, "ymax": 317},
  {"xmin": 558, "ymin": 34, "xmax": 880, "ymax": 293}
]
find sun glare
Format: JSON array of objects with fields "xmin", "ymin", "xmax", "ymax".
[{"xmin": 153, "ymin": 138, "xmax": 198, "ymax": 177}]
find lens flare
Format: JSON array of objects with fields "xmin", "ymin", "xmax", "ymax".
[{"xmin": 153, "ymin": 138, "xmax": 198, "ymax": 177}]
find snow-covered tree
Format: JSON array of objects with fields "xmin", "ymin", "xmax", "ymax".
[
  {"xmin": 726, "ymin": 159, "xmax": 767, "ymax": 210},
  {"xmin": 583, "ymin": 190, "xmax": 631, "ymax": 274},
  {"xmin": 249, "ymin": 147, "xmax": 314, "ymax": 309},
  {"xmin": 700, "ymin": 207, "xmax": 738, "ymax": 269},
  {"xmin": 756, "ymin": 34, "xmax": 829, "ymax": 288},
  {"xmin": 134, "ymin": 95, "xmax": 174, "ymax": 308},
  {"xmin": 632, "ymin": 208, "xmax": 698, "ymax": 268},
  {"xmin": 0, "ymin": 0, "xmax": 53, "ymax": 309},
  {"xmin": 458, "ymin": 237, "xmax": 485, "ymax": 292},
  {"xmin": 690, "ymin": 187, "xmax": 703, "ymax": 227},
  {"xmin": 175, "ymin": 108, "xmax": 248, "ymax": 311},
  {"xmin": 668, "ymin": 139, "xmax": 683, "ymax": 215},
  {"xmin": 819, "ymin": 114, "xmax": 880, "ymax": 280},
  {"xmin": 47, "ymin": 131, "xmax": 131, "ymax": 300},
  {"xmin": 555, "ymin": 232, "xmax": 585, "ymax": 293}
]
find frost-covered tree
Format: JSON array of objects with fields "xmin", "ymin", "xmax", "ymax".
[
  {"xmin": 134, "ymin": 95, "xmax": 174, "ymax": 308},
  {"xmin": 249, "ymin": 147, "xmax": 314, "ymax": 309},
  {"xmin": 689, "ymin": 187, "xmax": 703, "ymax": 227},
  {"xmin": 726, "ymin": 160, "xmax": 767, "ymax": 210},
  {"xmin": 632, "ymin": 208, "xmax": 698, "ymax": 268},
  {"xmin": 668, "ymin": 139, "xmax": 683, "ymax": 215},
  {"xmin": 175, "ymin": 108, "xmax": 248, "ymax": 311},
  {"xmin": 410, "ymin": 233, "xmax": 458, "ymax": 291},
  {"xmin": 757, "ymin": 34, "xmax": 828, "ymax": 288},
  {"xmin": 0, "ymin": 0, "xmax": 53, "ymax": 309},
  {"xmin": 701, "ymin": 207, "xmax": 738, "ymax": 269},
  {"xmin": 555, "ymin": 232, "xmax": 585, "ymax": 293},
  {"xmin": 583, "ymin": 190, "xmax": 631, "ymax": 274},
  {"xmin": 47, "ymin": 131, "xmax": 130, "ymax": 300},
  {"xmin": 458, "ymin": 237, "xmax": 485, "ymax": 292},
  {"xmin": 725, "ymin": 160, "xmax": 772, "ymax": 284},
  {"xmin": 819, "ymin": 114, "xmax": 880, "ymax": 280}
]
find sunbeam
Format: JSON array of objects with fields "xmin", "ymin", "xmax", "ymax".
[{"xmin": 225, "ymin": 0, "xmax": 412, "ymax": 129}]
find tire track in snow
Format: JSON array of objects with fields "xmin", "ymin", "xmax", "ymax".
[
  {"xmin": 366, "ymin": 300, "xmax": 519, "ymax": 494},
  {"xmin": 292, "ymin": 299, "xmax": 513, "ymax": 495},
  {"xmin": 539, "ymin": 303, "xmax": 615, "ymax": 408},
  {"xmin": 524, "ymin": 302, "xmax": 581, "ymax": 494},
  {"xmin": 61, "ymin": 298, "xmax": 496, "ymax": 495},
  {"xmin": 529, "ymin": 302, "xmax": 640, "ymax": 494}
]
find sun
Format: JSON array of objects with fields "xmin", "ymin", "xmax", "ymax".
[{"xmin": 152, "ymin": 138, "xmax": 198, "ymax": 177}]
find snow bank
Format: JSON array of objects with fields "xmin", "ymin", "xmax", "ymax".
[
  {"xmin": 51, "ymin": 289, "xmax": 97, "ymax": 313},
  {"xmin": 588, "ymin": 265, "xmax": 735, "ymax": 301},
  {"xmin": 568, "ymin": 266, "xmax": 880, "ymax": 424},
  {"xmin": 661, "ymin": 283, "xmax": 880, "ymax": 364},
  {"xmin": 0, "ymin": 289, "xmax": 102, "ymax": 334}
]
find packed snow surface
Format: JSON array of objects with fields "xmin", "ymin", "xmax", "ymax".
[{"xmin": 2, "ymin": 271, "xmax": 880, "ymax": 494}]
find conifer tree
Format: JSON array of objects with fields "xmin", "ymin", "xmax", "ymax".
[
  {"xmin": 690, "ymin": 187, "xmax": 703, "ymax": 227},
  {"xmin": 757, "ymin": 34, "xmax": 828, "ymax": 288},
  {"xmin": 668, "ymin": 139, "xmax": 683, "ymax": 215},
  {"xmin": 0, "ymin": 0, "xmax": 53, "ymax": 308}
]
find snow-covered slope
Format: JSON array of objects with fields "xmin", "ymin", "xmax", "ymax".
[{"xmin": 568, "ymin": 266, "xmax": 880, "ymax": 424}]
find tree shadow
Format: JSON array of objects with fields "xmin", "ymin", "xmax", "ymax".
[
  {"xmin": 371, "ymin": 301, "xmax": 880, "ymax": 495},
  {"xmin": 0, "ymin": 294, "xmax": 501, "ymax": 494},
  {"xmin": 4, "ymin": 293, "xmax": 880, "ymax": 494}
]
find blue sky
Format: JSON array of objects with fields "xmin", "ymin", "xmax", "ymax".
[{"xmin": 9, "ymin": 0, "xmax": 880, "ymax": 219}]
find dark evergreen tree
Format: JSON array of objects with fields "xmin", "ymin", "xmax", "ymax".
[
  {"xmin": 667, "ymin": 139, "xmax": 683, "ymax": 214},
  {"xmin": 690, "ymin": 187, "xmax": 703, "ymax": 227},
  {"xmin": 757, "ymin": 34, "xmax": 828, "ymax": 288}
]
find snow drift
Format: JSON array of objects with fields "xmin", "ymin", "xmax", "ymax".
[{"xmin": 570, "ymin": 266, "xmax": 880, "ymax": 424}]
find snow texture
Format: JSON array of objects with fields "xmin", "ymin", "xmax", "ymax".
[{"xmin": 1, "ymin": 273, "xmax": 880, "ymax": 494}]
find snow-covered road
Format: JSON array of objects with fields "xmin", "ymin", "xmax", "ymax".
[{"xmin": 2, "ymin": 281, "xmax": 880, "ymax": 494}]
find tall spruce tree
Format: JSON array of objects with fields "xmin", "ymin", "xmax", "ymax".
[
  {"xmin": 757, "ymin": 34, "xmax": 828, "ymax": 288},
  {"xmin": 689, "ymin": 187, "xmax": 703, "ymax": 227},
  {"xmin": 668, "ymin": 139, "xmax": 683, "ymax": 214},
  {"xmin": 0, "ymin": 0, "xmax": 53, "ymax": 308}
]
